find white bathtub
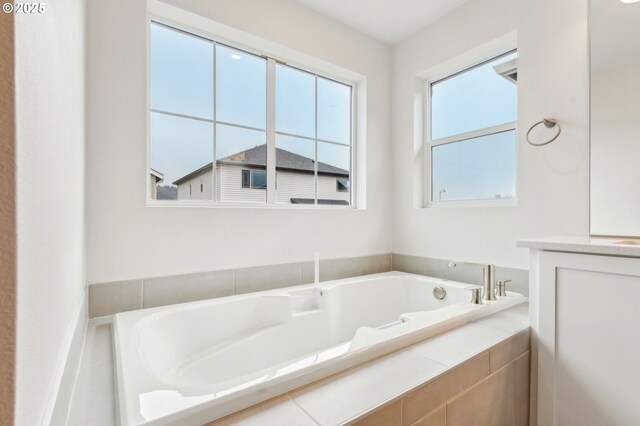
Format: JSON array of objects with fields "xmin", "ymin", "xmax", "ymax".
[{"xmin": 114, "ymin": 271, "xmax": 526, "ymax": 425}]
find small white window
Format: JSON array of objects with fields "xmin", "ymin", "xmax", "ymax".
[{"xmin": 426, "ymin": 50, "xmax": 517, "ymax": 205}]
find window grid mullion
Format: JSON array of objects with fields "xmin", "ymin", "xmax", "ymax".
[
  {"xmin": 266, "ymin": 58, "xmax": 276, "ymax": 204},
  {"xmin": 314, "ymin": 75, "xmax": 318, "ymax": 205},
  {"xmin": 349, "ymin": 86, "xmax": 354, "ymax": 206},
  {"xmin": 273, "ymin": 131, "xmax": 350, "ymax": 148},
  {"xmin": 428, "ymin": 121, "xmax": 517, "ymax": 148},
  {"xmin": 212, "ymin": 41, "xmax": 217, "ymax": 203}
]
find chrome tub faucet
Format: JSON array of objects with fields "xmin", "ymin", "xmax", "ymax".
[{"xmin": 448, "ymin": 260, "xmax": 496, "ymax": 301}]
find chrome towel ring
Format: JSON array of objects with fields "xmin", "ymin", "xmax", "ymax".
[{"xmin": 526, "ymin": 118, "xmax": 561, "ymax": 146}]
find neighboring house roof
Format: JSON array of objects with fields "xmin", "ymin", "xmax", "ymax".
[
  {"xmin": 150, "ymin": 168, "xmax": 164, "ymax": 183},
  {"xmin": 173, "ymin": 144, "xmax": 349, "ymax": 185},
  {"xmin": 172, "ymin": 163, "xmax": 212, "ymax": 186}
]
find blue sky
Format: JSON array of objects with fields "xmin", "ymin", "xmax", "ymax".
[{"xmin": 150, "ymin": 23, "xmax": 516, "ymax": 200}]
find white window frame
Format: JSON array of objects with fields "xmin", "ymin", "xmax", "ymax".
[
  {"xmin": 145, "ymin": 6, "xmax": 359, "ymax": 209},
  {"xmin": 423, "ymin": 47, "xmax": 518, "ymax": 208}
]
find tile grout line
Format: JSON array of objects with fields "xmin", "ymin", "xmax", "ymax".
[
  {"xmin": 140, "ymin": 279, "xmax": 145, "ymax": 309},
  {"xmin": 232, "ymin": 269, "xmax": 236, "ymax": 295},
  {"xmin": 469, "ymin": 320, "xmax": 529, "ymax": 338},
  {"xmin": 513, "ymin": 354, "xmax": 517, "ymax": 426},
  {"xmin": 444, "ymin": 404, "xmax": 447, "ymax": 425},
  {"xmin": 288, "ymin": 395, "xmax": 322, "ymax": 426}
]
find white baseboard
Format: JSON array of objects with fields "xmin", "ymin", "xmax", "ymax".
[{"xmin": 42, "ymin": 289, "xmax": 88, "ymax": 426}]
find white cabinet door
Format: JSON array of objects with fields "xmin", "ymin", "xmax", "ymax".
[{"xmin": 537, "ymin": 251, "xmax": 640, "ymax": 426}]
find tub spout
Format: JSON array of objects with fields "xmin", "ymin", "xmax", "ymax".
[{"xmin": 449, "ymin": 260, "xmax": 496, "ymax": 301}]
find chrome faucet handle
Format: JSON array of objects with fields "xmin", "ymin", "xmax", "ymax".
[
  {"xmin": 464, "ymin": 287, "xmax": 483, "ymax": 305},
  {"xmin": 496, "ymin": 279, "xmax": 511, "ymax": 297}
]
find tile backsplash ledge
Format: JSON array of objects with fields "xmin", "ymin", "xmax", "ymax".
[{"xmin": 88, "ymin": 253, "xmax": 528, "ymax": 318}]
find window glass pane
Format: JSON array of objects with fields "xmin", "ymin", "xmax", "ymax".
[
  {"xmin": 275, "ymin": 134, "xmax": 315, "ymax": 204},
  {"xmin": 336, "ymin": 178, "xmax": 349, "ymax": 192},
  {"xmin": 150, "ymin": 23, "xmax": 213, "ymax": 119},
  {"xmin": 216, "ymin": 123, "xmax": 266, "ymax": 202},
  {"xmin": 317, "ymin": 77, "xmax": 351, "ymax": 144},
  {"xmin": 431, "ymin": 130, "xmax": 516, "ymax": 202},
  {"xmin": 241, "ymin": 170, "xmax": 250, "ymax": 188},
  {"xmin": 276, "ymin": 64, "xmax": 315, "ymax": 138},
  {"xmin": 150, "ymin": 112, "xmax": 213, "ymax": 201},
  {"xmin": 317, "ymin": 142, "xmax": 350, "ymax": 205},
  {"xmin": 251, "ymin": 171, "xmax": 267, "ymax": 189},
  {"xmin": 431, "ymin": 52, "xmax": 517, "ymax": 139},
  {"xmin": 216, "ymin": 45, "xmax": 267, "ymax": 129}
]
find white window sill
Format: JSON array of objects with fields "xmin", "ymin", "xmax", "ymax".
[
  {"xmin": 146, "ymin": 200, "xmax": 359, "ymax": 210},
  {"xmin": 422, "ymin": 198, "xmax": 517, "ymax": 209}
]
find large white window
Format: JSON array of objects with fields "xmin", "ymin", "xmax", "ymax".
[
  {"xmin": 149, "ymin": 22, "xmax": 354, "ymax": 206},
  {"xmin": 426, "ymin": 50, "xmax": 517, "ymax": 205}
]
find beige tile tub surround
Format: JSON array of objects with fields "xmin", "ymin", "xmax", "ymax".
[
  {"xmin": 88, "ymin": 279, "xmax": 143, "ymax": 318},
  {"xmin": 235, "ymin": 262, "xmax": 303, "ymax": 295},
  {"xmin": 210, "ymin": 395, "xmax": 318, "ymax": 426},
  {"xmin": 303, "ymin": 254, "xmax": 393, "ymax": 283},
  {"xmin": 87, "ymin": 253, "xmax": 527, "ymax": 318},
  {"xmin": 88, "ymin": 253, "xmax": 392, "ymax": 318},
  {"xmin": 143, "ymin": 269, "xmax": 234, "ymax": 308},
  {"xmin": 352, "ymin": 400, "xmax": 403, "ymax": 426},
  {"xmin": 346, "ymin": 338, "xmax": 530, "ymax": 426},
  {"xmin": 445, "ymin": 361, "xmax": 515, "ymax": 426}
]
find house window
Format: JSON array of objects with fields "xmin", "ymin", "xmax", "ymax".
[
  {"xmin": 251, "ymin": 171, "xmax": 267, "ymax": 189},
  {"xmin": 336, "ymin": 178, "xmax": 349, "ymax": 192},
  {"xmin": 148, "ymin": 21, "xmax": 354, "ymax": 206},
  {"xmin": 426, "ymin": 50, "xmax": 517, "ymax": 204},
  {"xmin": 242, "ymin": 169, "xmax": 267, "ymax": 189}
]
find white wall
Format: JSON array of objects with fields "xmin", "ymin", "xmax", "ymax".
[
  {"xmin": 591, "ymin": 61, "xmax": 640, "ymax": 236},
  {"xmin": 391, "ymin": 0, "xmax": 590, "ymax": 269},
  {"xmin": 14, "ymin": 0, "xmax": 86, "ymax": 424},
  {"xmin": 86, "ymin": 0, "xmax": 391, "ymax": 283}
]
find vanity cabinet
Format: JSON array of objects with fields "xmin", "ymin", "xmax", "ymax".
[{"xmin": 520, "ymin": 239, "xmax": 640, "ymax": 426}]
